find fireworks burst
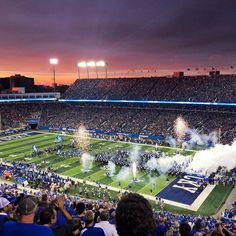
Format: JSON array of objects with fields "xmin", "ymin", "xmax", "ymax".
[
  {"xmin": 174, "ymin": 116, "xmax": 189, "ymax": 140},
  {"xmin": 74, "ymin": 125, "xmax": 90, "ymax": 151}
]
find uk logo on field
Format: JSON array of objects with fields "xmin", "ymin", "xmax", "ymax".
[{"xmin": 157, "ymin": 174, "xmax": 207, "ymax": 205}]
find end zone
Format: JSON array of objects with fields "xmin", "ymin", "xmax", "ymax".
[{"xmin": 156, "ymin": 174, "xmax": 216, "ymax": 211}]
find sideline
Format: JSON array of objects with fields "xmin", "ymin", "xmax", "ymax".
[{"xmin": 214, "ymin": 186, "xmax": 236, "ymax": 218}]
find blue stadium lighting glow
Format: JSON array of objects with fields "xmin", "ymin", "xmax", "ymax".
[
  {"xmin": 0, "ymin": 98, "xmax": 57, "ymax": 103},
  {"xmin": 59, "ymin": 99, "xmax": 236, "ymax": 107},
  {"xmin": 0, "ymin": 98, "xmax": 235, "ymax": 107}
]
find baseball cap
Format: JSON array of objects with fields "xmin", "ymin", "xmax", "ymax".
[
  {"xmin": 0, "ymin": 197, "xmax": 10, "ymax": 209},
  {"xmin": 16, "ymin": 195, "xmax": 39, "ymax": 215}
]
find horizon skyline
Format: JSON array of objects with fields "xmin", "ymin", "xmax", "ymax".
[{"xmin": 1, "ymin": 65, "xmax": 235, "ymax": 86}]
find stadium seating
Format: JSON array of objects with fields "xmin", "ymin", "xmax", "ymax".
[
  {"xmin": 39, "ymin": 103, "xmax": 236, "ymax": 144},
  {"xmin": 0, "ymin": 101, "xmax": 235, "ymax": 145},
  {"xmin": 63, "ymin": 75, "xmax": 236, "ymax": 102}
]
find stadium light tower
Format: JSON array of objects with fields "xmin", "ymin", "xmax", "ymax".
[
  {"xmin": 87, "ymin": 61, "xmax": 96, "ymax": 79},
  {"xmin": 96, "ymin": 61, "xmax": 107, "ymax": 78},
  {"xmin": 77, "ymin": 61, "xmax": 87, "ymax": 79},
  {"xmin": 49, "ymin": 58, "xmax": 58, "ymax": 92}
]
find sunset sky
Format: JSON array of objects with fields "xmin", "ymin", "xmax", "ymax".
[{"xmin": 0, "ymin": 0, "xmax": 236, "ymax": 85}]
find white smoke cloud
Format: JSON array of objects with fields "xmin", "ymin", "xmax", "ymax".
[
  {"xmin": 146, "ymin": 157, "xmax": 159, "ymax": 171},
  {"xmin": 172, "ymin": 116, "xmax": 218, "ymax": 149},
  {"xmin": 114, "ymin": 167, "xmax": 131, "ymax": 181},
  {"xmin": 106, "ymin": 161, "xmax": 116, "ymax": 176},
  {"xmin": 81, "ymin": 153, "xmax": 94, "ymax": 172},
  {"xmin": 166, "ymin": 136, "xmax": 176, "ymax": 147},
  {"xmin": 156, "ymin": 141, "xmax": 236, "ymax": 175},
  {"xmin": 156, "ymin": 154, "xmax": 191, "ymax": 173},
  {"xmin": 148, "ymin": 175, "xmax": 158, "ymax": 186},
  {"xmin": 186, "ymin": 129, "xmax": 217, "ymax": 147},
  {"xmin": 129, "ymin": 145, "xmax": 141, "ymax": 162},
  {"xmin": 186, "ymin": 141, "xmax": 236, "ymax": 175}
]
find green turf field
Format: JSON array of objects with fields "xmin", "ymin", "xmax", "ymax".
[
  {"xmin": 0, "ymin": 131, "xmax": 185, "ymax": 196},
  {"xmin": 0, "ymin": 131, "xmax": 232, "ymax": 215}
]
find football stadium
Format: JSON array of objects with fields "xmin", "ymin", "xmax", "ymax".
[
  {"xmin": 0, "ymin": 75, "xmax": 236, "ymax": 229},
  {"xmin": 0, "ymin": 1, "xmax": 236, "ymax": 236}
]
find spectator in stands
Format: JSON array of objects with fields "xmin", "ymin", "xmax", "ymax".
[
  {"xmin": 211, "ymin": 223, "xmax": 236, "ymax": 236},
  {"xmin": 53, "ymin": 218, "xmax": 82, "ymax": 236},
  {"xmin": 39, "ymin": 207, "xmax": 57, "ymax": 227},
  {"xmin": 108, "ymin": 209, "xmax": 116, "ymax": 225},
  {"xmin": 0, "ymin": 197, "xmax": 12, "ymax": 232},
  {"xmin": 190, "ymin": 219, "xmax": 205, "ymax": 236},
  {"xmin": 81, "ymin": 210, "xmax": 105, "ymax": 236},
  {"xmin": 179, "ymin": 222, "xmax": 191, "ymax": 236},
  {"xmin": 51, "ymin": 195, "xmax": 72, "ymax": 229},
  {"xmin": 2, "ymin": 195, "xmax": 54, "ymax": 236},
  {"xmin": 95, "ymin": 209, "xmax": 118, "ymax": 236},
  {"xmin": 39, "ymin": 194, "xmax": 49, "ymax": 208},
  {"xmin": 116, "ymin": 192, "xmax": 156, "ymax": 236},
  {"xmin": 169, "ymin": 221, "xmax": 180, "ymax": 236},
  {"xmin": 76, "ymin": 202, "xmax": 86, "ymax": 228},
  {"xmin": 156, "ymin": 216, "xmax": 167, "ymax": 236}
]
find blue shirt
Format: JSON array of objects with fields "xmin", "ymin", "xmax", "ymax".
[
  {"xmin": 0, "ymin": 214, "xmax": 8, "ymax": 236},
  {"xmin": 81, "ymin": 226, "xmax": 105, "ymax": 236},
  {"xmin": 156, "ymin": 223, "xmax": 167, "ymax": 236},
  {"xmin": 53, "ymin": 210, "xmax": 67, "ymax": 229},
  {"xmin": 2, "ymin": 221, "xmax": 54, "ymax": 236}
]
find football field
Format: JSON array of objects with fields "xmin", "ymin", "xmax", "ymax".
[
  {"xmin": 0, "ymin": 131, "xmax": 183, "ymax": 195},
  {"xmin": 0, "ymin": 131, "xmax": 233, "ymax": 215}
]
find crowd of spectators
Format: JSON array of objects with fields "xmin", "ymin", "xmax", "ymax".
[
  {"xmin": 0, "ymin": 103, "xmax": 41, "ymax": 130},
  {"xmin": 63, "ymin": 75, "xmax": 236, "ymax": 102},
  {"xmin": 39, "ymin": 103, "xmax": 236, "ymax": 144},
  {"xmin": 0, "ymin": 102, "xmax": 235, "ymax": 145},
  {"xmin": 0, "ymin": 160, "xmax": 117, "ymax": 202},
  {"xmin": 0, "ymin": 160, "xmax": 75, "ymax": 192},
  {"xmin": 0, "ymin": 179, "xmax": 236, "ymax": 236}
]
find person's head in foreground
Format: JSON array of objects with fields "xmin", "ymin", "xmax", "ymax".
[
  {"xmin": 0, "ymin": 197, "xmax": 12, "ymax": 214},
  {"xmin": 116, "ymin": 193, "xmax": 156, "ymax": 236},
  {"xmin": 16, "ymin": 195, "xmax": 39, "ymax": 222}
]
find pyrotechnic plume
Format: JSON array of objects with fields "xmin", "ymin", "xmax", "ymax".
[
  {"xmin": 81, "ymin": 153, "xmax": 94, "ymax": 172},
  {"xmin": 132, "ymin": 162, "xmax": 137, "ymax": 180},
  {"xmin": 174, "ymin": 116, "xmax": 189, "ymax": 140},
  {"xmin": 74, "ymin": 126, "xmax": 90, "ymax": 151},
  {"xmin": 106, "ymin": 161, "xmax": 116, "ymax": 176}
]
